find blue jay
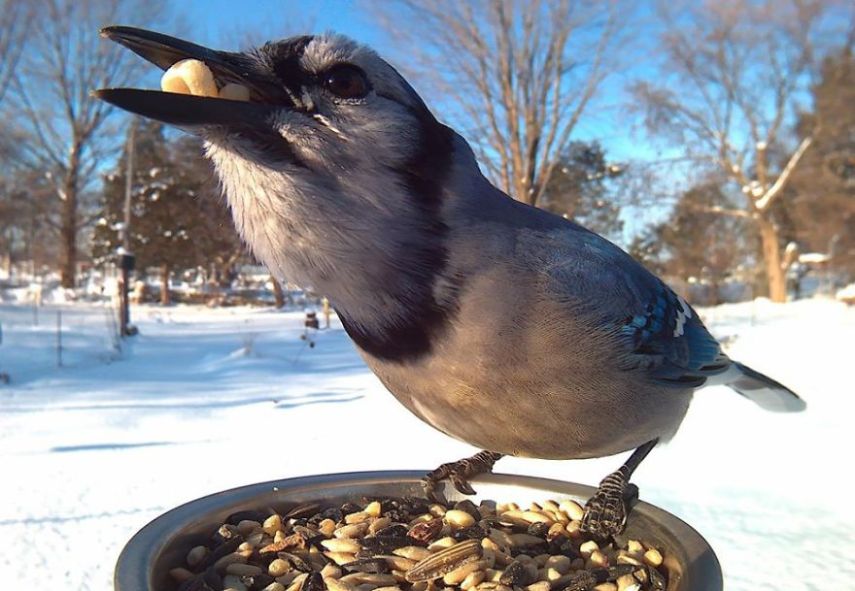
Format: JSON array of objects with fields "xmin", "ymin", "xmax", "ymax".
[{"xmin": 97, "ymin": 28, "xmax": 805, "ymax": 540}]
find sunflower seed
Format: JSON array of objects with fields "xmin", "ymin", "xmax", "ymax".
[
  {"xmin": 223, "ymin": 573, "xmax": 249, "ymax": 591},
  {"xmin": 393, "ymin": 546, "xmax": 432, "ymax": 561},
  {"xmin": 187, "ymin": 545, "xmax": 208, "ymax": 568},
  {"xmin": 406, "ymin": 539, "xmax": 483, "ymax": 583},
  {"xmin": 444, "ymin": 510, "xmax": 476, "ymax": 529},
  {"xmin": 326, "ymin": 579, "xmax": 358, "ymax": 591},
  {"xmin": 322, "ymin": 538, "xmax": 363, "ymax": 554},
  {"xmin": 342, "ymin": 558, "xmax": 390, "ymax": 574},
  {"xmin": 177, "ymin": 496, "xmax": 669, "ymax": 591},
  {"xmin": 443, "ymin": 560, "xmax": 488, "ymax": 586}
]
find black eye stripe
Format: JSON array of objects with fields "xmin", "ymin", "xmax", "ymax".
[{"xmin": 266, "ymin": 35, "xmax": 313, "ymax": 85}]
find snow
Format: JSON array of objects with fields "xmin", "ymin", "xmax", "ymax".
[
  {"xmin": 836, "ymin": 283, "xmax": 855, "ymax": 302},
  {"xmin": 0, "ymin": 297, "xmax": 853, "ymax": 590},
  {"xmin": 798, "ymin": 252, "xmax": 830, "ymax": 264}
]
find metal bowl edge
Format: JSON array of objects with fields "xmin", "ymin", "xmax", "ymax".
[{"xmin": 114, "ymin": 471, "xmax": 722, "ymax": 591}]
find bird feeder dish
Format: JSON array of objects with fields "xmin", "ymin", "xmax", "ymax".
[{"xmin": 114, "ymin": 471, "xmax": 722, "ymax": 591}]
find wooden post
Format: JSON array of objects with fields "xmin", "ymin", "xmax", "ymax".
[
  {"xmin": 119, "ymin": 119, "xmax": 137, "ymax": 336},
  {"xmin": 160, "ymin": 264, "xmax": 171, "ymax": 305},
  {"xmin": 322, "ymin": 297, "xmax": 331, "ymax": 329}
]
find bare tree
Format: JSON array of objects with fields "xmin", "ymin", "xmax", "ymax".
[
  {"xmin": 376, "ymin": 0, "xmax": 626, "ymax": 206},
  {"xmin": 6, "ymin": 0, "xmax": 165, "ymax": 288},
  {"xmin": 633, "ymin": 0, "xmax": 851, "ymax": 302},
  {"xmin": 632, "ymin": 179, "xmax": 753, "ymax": 305},
  {"xmin": 0, "ymin": 0, "xmax": 32, "ymax": 106},
  {"xmin": 0, "ymin": 0, "xmax": 29, "ymax": 212},
  {"xmin": 790, "ymin": 47, "xmax": 855, "ymax": 278},
  {"xmin": 0, "ymin": 169, "xmax": 57, "ymax": 276},
  {"xmin": 540, "ymin": 141, "xmax": 625, "ymax": 240}
]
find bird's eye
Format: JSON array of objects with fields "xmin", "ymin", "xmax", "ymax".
[{"xmin": 322, "ymin": 64, "xmax": 370, "ymax": 99}]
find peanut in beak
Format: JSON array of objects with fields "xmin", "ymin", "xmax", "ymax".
[{"xmin": 160, "ymin": 59, "xmax": 250, "ymax": 101}]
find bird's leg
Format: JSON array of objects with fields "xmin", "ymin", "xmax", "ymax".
[
  {"xmin": 581, "ymin": 438, "xmax": 658, "ymax": 540},
  {"xmin": 422, "ymin": 450, "xmax": 504, "ymax": 501}
]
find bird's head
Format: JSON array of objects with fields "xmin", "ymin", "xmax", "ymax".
[
  {"xmin": 96, "ymin": 28, "xmax": 476, "ymax": 359},
  {"xmin": 96, "ymin": 27, "xmax": 451, "ymax": 164}
]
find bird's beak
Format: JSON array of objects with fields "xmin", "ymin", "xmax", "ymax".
[{"xmin": 94, "ymin": 26, "xmax": 285, "ymax": 127}]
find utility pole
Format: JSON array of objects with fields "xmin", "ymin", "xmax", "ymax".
[{"xmin": 118, "ymin": 118, "xmax": 137, "ymax": 337}]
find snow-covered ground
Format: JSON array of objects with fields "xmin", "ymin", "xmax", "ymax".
[{"xmin": 0, "ymin": 297, "xmax": 852, "ymax": 590}]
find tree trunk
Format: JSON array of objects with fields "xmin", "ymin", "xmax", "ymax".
[
  {"xmin": 757, "ymin": 217, "xmax": 787, "ymax": 303},
  {"xmin": 160, "ymin": 263, "xmax": 171, "ymax": 305},
  {"xmin": 512, "ymin": 169, "xmax": 538, "ymax": 206},
  {"xmin": 709, "ymin": 277, "xmax": 722, "ymax": 306},
  {"xmin": 271, "ymin": 275, "xmax": 285, "ymax": 308},
  {"xmin": 59, "ymin": 143, "xmax": 82, "ymax": 288},
  {"xmin": 59, "ymin": 177, "xmax": 78, "ymax": 288}
]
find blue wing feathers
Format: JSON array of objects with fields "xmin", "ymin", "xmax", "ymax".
[
  {"xmin": 536, "ymin": 221, "xmax": 728, "ymax": 388},
  {"xmin": 622, "ymin": 281, "xmax": 728, "ymax": 387}
]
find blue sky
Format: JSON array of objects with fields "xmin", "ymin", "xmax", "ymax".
[
  {"xmin": 175, "ymin": 0, "xmax": 658, "ymax": 165},
  {"xmin": 180, "ymin": 0, "xmax": 385, "ymax": 49}
]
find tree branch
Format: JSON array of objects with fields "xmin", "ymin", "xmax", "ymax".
[
  {"xmin": 755, "ymin": 135, "xmax": 813, "ymax": 211},
  {"xmin": 691, "ymin": 204, "xmax": 754, "ymax": 219}
]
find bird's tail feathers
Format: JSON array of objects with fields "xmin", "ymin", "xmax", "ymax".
[{"xmin": 710, "ymin": 361, "xmax": 805, "ymax": 412}]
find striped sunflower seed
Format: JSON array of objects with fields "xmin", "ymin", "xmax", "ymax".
[{"xmin": 405, "ymin": 539, "xmax": 483, "ymax": 583}]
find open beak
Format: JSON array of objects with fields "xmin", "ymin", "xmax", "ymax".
[{"xmin": 94, "ymin": 26, "xmax": 284, "ymax": 127}]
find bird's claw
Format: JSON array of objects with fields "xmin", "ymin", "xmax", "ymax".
[
  {"xmin": 422, "ymin": 450, "xmax": 504, "ymax": 501},
  {"xmin": 581, "ymin": 473, "xmax": 638, "ymax": 540},
  {"xmin": 449, "ymin": 471, "xmax": 477, "ymax": 496}
]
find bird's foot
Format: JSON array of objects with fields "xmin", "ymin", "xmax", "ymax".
[
  {"xmin": 422, "ymin": 450, "xmax": 504, "ymax": 501},
  {"xmin": 580, "ymin": 471, "xmax": 638, "ymax": 540},
  {"xmin": 581, "ymin": 439, "xmax": 658, "ymax": 540}
]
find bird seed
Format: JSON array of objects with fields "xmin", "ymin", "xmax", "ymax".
[{"xmin": 170, "ymin": 496, "xmax": 669, "ymax": 591}]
